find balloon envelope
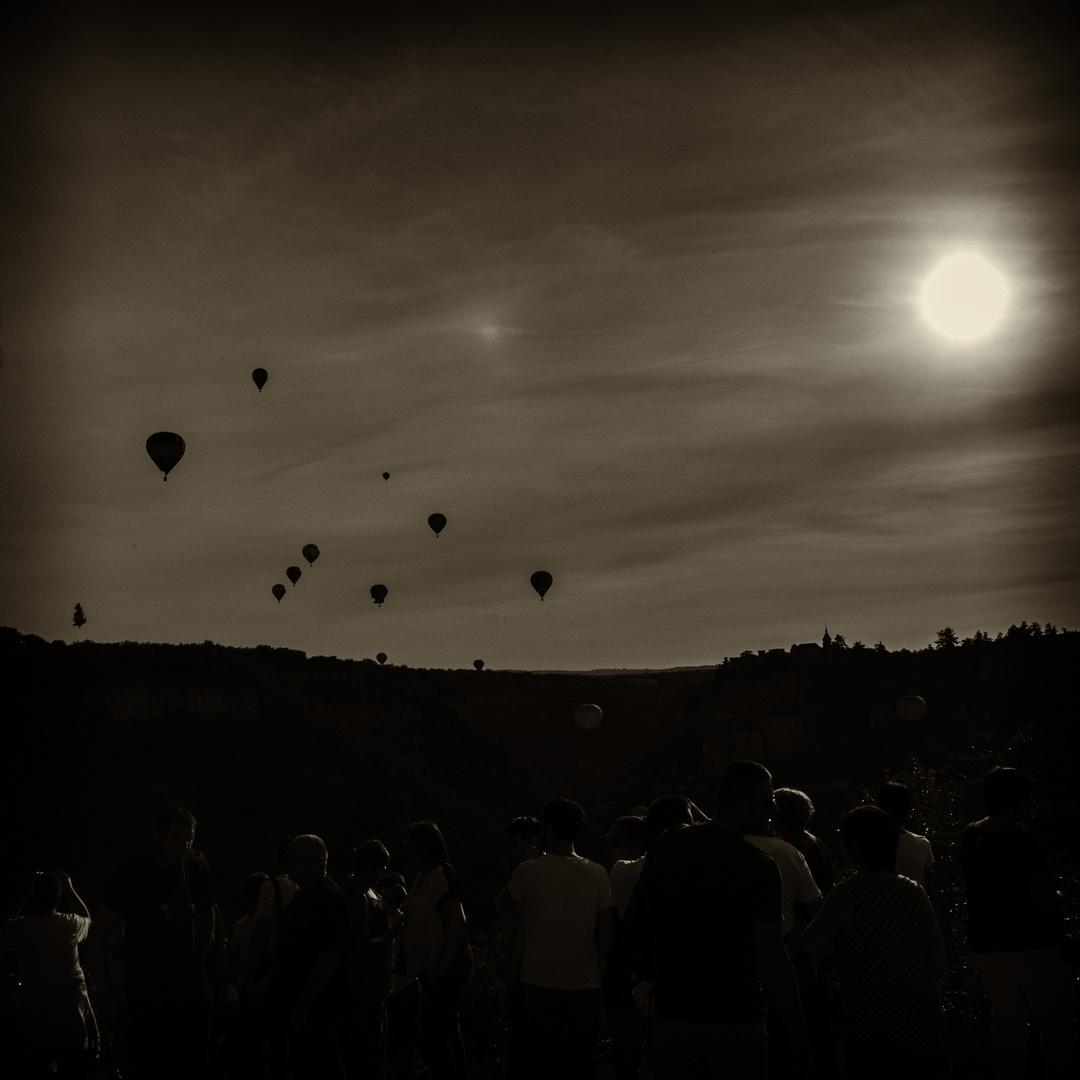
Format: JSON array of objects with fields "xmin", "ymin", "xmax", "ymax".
[
  {"xmin": 302, "ymin": 544, "xmax": 320, "ymax": 566},
  {"xmin": 376, "ymin": 652, "xmax": 387, "ymax": 665},
  {"xmin": 896, "ymin": 695, "xmax": 926, "ymax": 722},
  {"xmin": 272, "ymin": 584, "xmax": 286, "ymax": 603},
  {"xmin": 252, "ymin": 368, "xmax": 268, "ymax": 391},
  {"xmin": 473, "ymin": 659, "xmax": 484, "ymax": 671},
  {"xmin": 286, "ymin": 566, "xmax": 302, "ymax": 586},
  {"xmin": 146, "ymin": 432, "xmax": 185, "ymax": 480},
  {"xmin": 383, "ymin": 472, "xmax": 390, "ymax": 481},
  {"xmin": 428, "ymin": 513, "xmax": 447, "ymax": 537},
  {"xmin": 574, "ymin": 703, "xmax": 603, "ymax": 731},
  {"xmin": 530, "ymin": 570, "xmax": 553, "ymax": 600},
  {"xmin": 370, "ymin": 584, "xmax": 388, "ymax": 606}
]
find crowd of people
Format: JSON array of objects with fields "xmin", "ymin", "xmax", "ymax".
[{"xmin": 1, "ymin": 763, "xmax": 1076, "ymax": 1080}]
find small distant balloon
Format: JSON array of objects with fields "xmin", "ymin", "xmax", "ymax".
[
  {"xmin": 370, "ymin": 584, "xmax": 388, "ymax": 606},
  {"xmin": 530, "ymin": 570, "xmax": 553, "ymax": 600},
  {"xmin": 377, "ymin": 652, "xmax": 387, "ymax": 665},
  {"xmin": 73, "ymin": 603, "xmax": 86, "ymax": 629},
  {"xmin": 145, "ymin": 432, "xmax": 185, "ymax": 481},
  {"xmin": 573, "ymin": 703, "xmax": 603, "ymax": 731},
  {"xmin": 896, "ymin": 695, "xmax": 926, "ymax": 722},
  {"xmin": 302, "ymin": 544, "xmax": 320, "ymax": 566},
  {"xmin": 272, "ymin": 584, "xmax": 286, "ymax": 603},
  {"xmin": 473, "ymin": 659, "xmax": 484, "ymax": 671},
  {"xmin": 428, "ymin": 513, "xmax": 447, "ymax": 537},
  {"xmin": 286, "ymin": 566, "xmax": 302, "ymax": 586},
  {"xmin": 252, "ymin": 368, "xmax": 268, "ymax": 392},
  {"xmin": 383, "ymin": 472, "xmax": 390, "ymax": 481}
]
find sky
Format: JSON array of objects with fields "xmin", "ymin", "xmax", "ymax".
[{"xmin": 2, "ymin": 0, "xmax": 1078, "ymax": 670}]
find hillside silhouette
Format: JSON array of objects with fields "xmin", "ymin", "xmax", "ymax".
[{"xmin": 2, "ymin": 622, "xmax": 1077, "ymax": 930}]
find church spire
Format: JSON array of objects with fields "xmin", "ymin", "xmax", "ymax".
[{"xmin": 822, "ymin": 627, "xmax": 832, "ymax": 648}]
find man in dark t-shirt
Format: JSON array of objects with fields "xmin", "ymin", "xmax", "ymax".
[
  {"xmin": 91, "ymin": 806, "xmax": 215, "ymax": 1080},
  {"xmin": 625, "ymin": 762, "xmax": 806, "ymax": 1079},
  {"xmin": 272, "ymin": 834, "xmax": 352, "ymax": 1079}
]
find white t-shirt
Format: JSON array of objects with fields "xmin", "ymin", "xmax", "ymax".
[
  {"xmin": 896, "ymin": 831, "xmax": 934, "ymax": 890},
  {"xmin": 255, "ymin": 873, "xmax": 299, "ymax": 918},
  {"xmin": 609, "ymin": 857, "xmax": 645, "ymax": 920},
  {"xmin": 744, "ymin": 835, "xmax": 822, "ymax": 935},
  {"xmin": 0, "ymin": 913, "xmax": 90, "ymax": 983},
  {"xmin": 508, "ymin": 853, "xmax": 612, "ymax": 991}
]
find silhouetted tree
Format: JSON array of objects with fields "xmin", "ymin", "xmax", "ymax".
[{"xmin": 935, "ymin": 627, "xmax": 958, "ymax": 649}]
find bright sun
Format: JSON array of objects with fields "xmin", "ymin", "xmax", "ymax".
[{"xmin": 918, "ymin": 253, "xmax": 1009, "ymax": 342}]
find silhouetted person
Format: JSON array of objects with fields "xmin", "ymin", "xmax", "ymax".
[
  {"xmin": 803, "ymin": 806, "xmax": 948, "ymax": 1080},
  {"xmin": 250, "ymin": 836, "xmax": 298, "ymax": 985},
  {"xmin": 343, "ymin": 840, "xmax": 399, "ymax": 1076},
  {"xmin": 645, "ymin": 795, "xmax": 694, "ymax": 841},
  {"xmin": 402, "ymin": 821, "xmax": 472, "ymax": 1080},
  {"xmin": 1, "ymin": 871, "xmax": 98, "ymax": 1078},
  {"xmin": 625, "ymin": 762, "xmax": 806, "ymax": 1079},
  {"xmin": 960, "ymin": 767, "xmax": 1078, "ymax": 1079},
  {"xmin": 501, "ymin": 816, "xmax": 542, "ymax": 1080},
  {"xmin": 90, "ymin": 805, "xmax": 215, "ymax": 1080},
  {"xmin": 498, "ymin": 797, "xmax": 615, "ymax": 1080},
  {"xmin": 272, "ymin": 834, "xmax": 352, "ymax": 1079},
  {"xmin": 876, "ymin": 782, "xmax": 935, "ymax": 892},
  {"xmin": 772, "ymin": 788, "xmax": 834, "ymax": 897}
]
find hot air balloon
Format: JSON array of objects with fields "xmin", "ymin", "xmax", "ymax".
[
  {"xmin": 896, "ymin": 695, "xmax": 926, "ymax": 722},
  {"xmin": 428, "ymin": 513, "xmax": 447, "ymax": 538},
  {"xmin": 302, "ymin": 544, "xmax": 320, "ymax": 566},
  {"xmin": 73, "ymin": 603, "xmax": 86, "ymax": 629},
  {"xmin": 377, "ymin": 652, "xmax": 387, "ymax": 665},
  {"xmin": 272, "ymin": 584, "xmax": 286, "ymax": 603},
  {"xmin": 286, "ymin": 566, "xmax": 302, "ymax": 586},
  {"xmin": 252, "ymin": 368, "xmax": 268, "ymax": 392},
  {"xmin": 145, "ymin": 432, "xmax": 185, "ymax": 481},
  {"xmin": 530, "ymin": 570, "xmax": 552, "ymax": 600},
  {"xmin": 573, "ymin": 703, "xmax": 603, "ymax": 731},
  {"xmin": 370, "ymin": 584, "xmax": 388, "ymax": 606},
  {"xmin": 473, "ymin": 659, "xmax": 484, "ymax": 671},
  {"xmin": 383, "ymin": 472, "xmax": 390, "ymax": 481}
]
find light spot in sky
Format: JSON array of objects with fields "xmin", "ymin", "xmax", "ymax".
[{"xmin": 918, "ymin": 253, "xmax": 1009, "ymax": 342}]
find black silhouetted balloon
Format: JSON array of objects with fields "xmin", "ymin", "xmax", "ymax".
[
  {"xmin": 146, "ymin": 432, "xmax": 185, "ymax": 481},
  {"xmin": 377, "ymin": 652, "xmax": 387, "ymax": 665},
  {"xmin": 302, "ymin": 544, "xmax": 320, "ymax": 566},
  {"xmin": 286, "ymin": 566, "xmax": 302, "ymax": 586},
  {"xmin": 530, "ymin": 570, "xmax": 553, "ymax": 600},
  {"xmin": 896, "ymin": 695, "xmax": 926, "ymax": 722},
  {"xmin": 252, "ymin": 368, "xmax": 268, "ymax": 392},
  {"xmin": 473, "ymin": 659, "xmax": 484, "ymax": 671},
  {"xmin": 272, "ymin": 584, "xmax": 286, "ymax": 603},
  {"xmin": 574, "ymin": 703, "xmax": 603, "ymax": 731},
  {"xmin": 73, "ymin": 603, "xmax": 86, "ymax": 629},
  {"xmin": 428, "ymin": 513, "xmax": 446, "ymax": 537},
  {"xmin": 383, "ymin": 472, "xmax": 390, "ymax": 481},
  {"xmin": 370, "ymin": 584, "xmax": 388, "ymax": 606}
]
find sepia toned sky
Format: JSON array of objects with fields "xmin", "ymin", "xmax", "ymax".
[{"xmin": 2, "ymin": 0, "xmax": 1077, "ymax": 670}]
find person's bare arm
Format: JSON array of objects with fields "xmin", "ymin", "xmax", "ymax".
[
  {"xmin": 755, "ymin": 919, "xmax": 808, "ymax": 1067},
  {"xmin": 594, "ymin": 905, "xmax": 615, "ymax": 962},
  {"xmin": 801, "ymin": 882, "xmax": 852, "ymax": 960},
  {"xmin": 428, "ymin": 899, "xmax": 467, "ymax": 979},
  {"xmin": 787, "ymin": 896, "xmax": 823, "ymax": 955},
  {"xmin": 59, "ymin": 874, "xmax": 91, "ymax": 919}
]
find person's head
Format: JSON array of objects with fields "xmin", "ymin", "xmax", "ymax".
[
  {"xmin": 875, "ymin": 782, "xmax": 914, "ymax": 827},
  {"xmin": 610, "ymin": 815, "xmax": 649, "ymax": 860},
  {"xmin": 151, "ymin": 806, "xmax": 197, "ymax": 866},
  {"xmin": 505, "ymin": 816, "xmax": 542, "ymax": 864},
  {"xmin": 245, "ymin": 872, "xmax": 269, "ymax": 916},
  {"xmin": 403, "ymin": 821, "xmax": 448, "ymax": 869},
  {"xmin": 28, "ymin": 872, "xmax": 64, "ymax": 914},
  {"xmin": 982, "ymin": 767, "xmax": 1035, "ymax": 816},
  {"xmin": 840, "ymin": 806, "xmax": 899, "ymax": 871},
  {"xmin": 716, "ymin": 761, "xmax": 775, "ymax": 833},
  {"xmin": 541, "ymin": 797, "xmax": 586, "ymax": 844},
  {"xmin": 773, "ymin": 788, "xmax": 814, "ymax": 832},
  {"xmin": 351, "ymin": 840, "xmax": 391, "ymax": 890},
  {"xmin": 286, "ymin": 835, "xmax": 328, "ymax": 887},
  {"xmin": 646, "ymin": 795, "xmax": 694, "ymax": 839}
]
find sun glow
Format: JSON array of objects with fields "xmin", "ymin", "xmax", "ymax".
[{"xmin": 918, "ymin": 253, "xmax": 1009, "ymax": 342}]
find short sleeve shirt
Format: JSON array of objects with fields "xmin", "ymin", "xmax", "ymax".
[
  {"xmin": 0, "ymin": 913, "xmax": 90, "ymax": 983},
  {"xmin": 508, "ymin": 854, "xmax": 613, "ymax": 991},
  {"xmin": 638, "ymin": 824, "xmax": 780, "ymax": 1023},
  {"xmin": 744, "ymin": 836, "xmax": 822, "ymax": 934}
]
